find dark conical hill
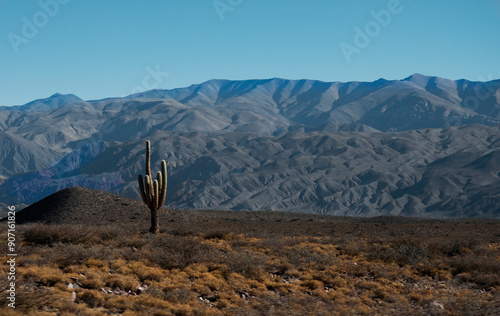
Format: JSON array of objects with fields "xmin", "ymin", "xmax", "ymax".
[{"xmin": 13, "ymin": 187, "xmax": 150, "ymax": 225}]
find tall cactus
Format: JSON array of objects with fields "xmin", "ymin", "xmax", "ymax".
[{"xmin": 138, "ymin": 140, "xmax": 167, "ymax": 233}]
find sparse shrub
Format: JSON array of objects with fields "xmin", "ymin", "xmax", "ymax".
[
  {"xmin": 84, "ymin": 258, "xmax": 107, "ymax": 269},
  {"xmin": 2, "ymin": 279, "xmax": 59, "ymax": 312},
  {"xmin": 52, "ymin": 243, "xmax": 113, "ymax": 268},
  {"xmin": 105, "ymin": 274, "xmax": 139, "ymax": 292},
  {"xmin": 110, "ymin": 259, "xmax": 132, "ymax": 274},
  {"xmin": 301, "ymin": 279, "xmax": 323, "ymax": 291},
  {"xmin": 127, "ymin": 260, "xmax": 165, "ymax": 282},
  {"xmin": 163, "ymin": 287, "xmax": 196, "ymax": 304},
  {"xmin": 79, "ymin": 270, "xmax": 105, "ymax": 289},
  {"xmin": 76, "ymin": 289, "xmax": 105, "ymax": 308},
  {"xmin": 428, "ymin": 238, "xmax": 479, "ymax": 257},
  {"xmin": 417, "ymin": 262, "xmax": 452, "ymax": 281},
  {"xmin": 171, "ymin": 229, "xmax": 196, "ymax": 236},
  {"xmin": 21, "ymin": 265, "xmax": 66, "ymax": 287},
  {"xmin": 438, "ymin": 289, "xmax": 500, "ymax": 315},
  {"xmin": 285, "ymin": 242, "xmax": 336, "ymax": 270},
  {"xmin": 224, "ymin": 251, "xmax": 266, "ymax": 279},
  {"xmin": 116, "ymin": 235, "xmax": 149, "ymax": 249},
  {"xmin": 192, "ymin": 271, "xmax": 227, "ymax": 293},
  {"xmin": 393, "ymin": 239, "xmax": 430, "ymax": 266},
  {"xmin": 145, "ymin": 235, "xmax": 214, "ymax": 269},
  {"xmin": 367, "ymin": 238, "xmax": 430, "ymax": 267},
  {"xmin": 450, "ymin": 253, "xmax": 500, "ymax": 288},
  {"xmin": 204, "ymin": 230, "xmax": 232, "ymax": 240},
  {"xmin": 22, "ymin": 223, "xmax": 94, "ymax": 245},
  {"xmin": 94, "ymin": 225, "xmax": 122, "ymax": 242}
]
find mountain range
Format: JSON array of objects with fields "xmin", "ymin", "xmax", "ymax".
[{"xmin": 1, "ymin": 74, "xmax": 499, "ymax": 218}]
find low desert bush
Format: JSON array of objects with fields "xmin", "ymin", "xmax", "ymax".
[
  {"xmin": 449, "ymin": 254, "xmax": 500, "ymax": 288},
  {"xmin": 432, "ymin": 238, "xmax": 480, "ymax": 257},
  {"xmin": 392, "ymin": 239, "xmax": 430, "ymax": 266},
  {"xmin": 223, "ymin": 251, "xmax": 266, "ymax": 279},
  {"xmin": 203, "ymin": 230, "xmax": 232, "ymax": 240},
  {"xmin": 79, "ymin": 270, "xmax": 105, "ymax": 289},
  {"xmin": 127, "ymin": 260, "xmax": 165, "ymax": 282},
  {"xmin": 285, "ymin": 242, "xmax": 336, "ymax": 270},
  {"xmin": 22, "ymin": 223, "xmax": 94, "ymax": 245},
  {"xmin": 105, "ymin": 274, "xmax": 139, "ymax": 292},
  {"xmin": 21, "ymin": 265, "xmax": 66, "ymax": 286},
  {"xmin": 76, "ymin": 289, "xmax": 106, "ymax": 308},
  {"xmin": 51, "ymin": 243, "xmax": 114, "ymax": 268},
  {"xmin": 144, "ymin": 234, "xmax": 216, "ymax": 269}
]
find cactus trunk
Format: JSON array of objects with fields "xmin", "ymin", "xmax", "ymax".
[
  {"xmin": 150, "ymin": 208, "xmax": 160, "ymax": 234},
  {"xmin": 145, "ymin": 141, "xmax": 154, "ymax": 198}
]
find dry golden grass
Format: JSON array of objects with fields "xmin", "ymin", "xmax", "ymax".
[{"xmin": 1, "ymin": 210, "xmax": 499, "ymax": 315}]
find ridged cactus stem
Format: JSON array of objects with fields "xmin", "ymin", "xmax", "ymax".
[
  {"xmin": 145, "ymin": 175, "xmax": 152, "ymax": 208},
  {"xmin": 137, "ymin": 140, "xmax": 168, "ymax": 234},
  {"xmin": 138, "ymin": 174, "xmax": 146, "ymax": 203},
  {"xmin": 158, "ymin": 160, "xmax": 167, "ymax": 208},
  {"xmin": 145, "ymin": 140, "xmax": 154, "ymax": 198}
]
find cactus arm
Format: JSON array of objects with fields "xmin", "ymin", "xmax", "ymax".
[
  {"xmin": 158, "ymin": 160, "xmax": 167, "ymax": 208},
  {"xmin": 138, "ymin": 174, "xmax": 148, "ymax": 205},
  {"xmin": 145, "ymin": 175, "xmax": 153, "ymax": 208},
  {"xmin": 153, "ymin": 179, "xmax": 159, "ymax": 210},
  {"xmin": 145, "ymin": 141, "xmax": 154, "ymax": 197},
  {"xmin": 157, "ymin": 172, "xmax": 162, "ymax": 192},
  {"xmin": 145, "ymin": 141, "xmax": 151, "ymax": 177}
]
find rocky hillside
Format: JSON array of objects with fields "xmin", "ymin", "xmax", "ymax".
[
  {"xmin": 2, "ymin": 125, "xmax": 499, "ymax": 218},
  {"xmin": 10, "ymin": 187, "xmax": 148, "ymax": 225}
]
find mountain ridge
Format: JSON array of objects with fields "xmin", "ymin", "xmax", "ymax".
[
  {"xmin": 123, "ymin": 74, "xmax": 500, "ymax": 133},
  {"xmin": 2, "ymin": 125, "xmax": 499, "ymax": 218},
  {"xmin": 1, "ymin": 74, "xmax": 499, "ymax": 218}
]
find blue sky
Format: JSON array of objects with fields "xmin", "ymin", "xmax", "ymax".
[{"xmin": 0, "ymin": 0, "xmax": 499, "ymax": 106}]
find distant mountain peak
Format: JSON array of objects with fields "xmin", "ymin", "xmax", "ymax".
[
  {"xmin": 404, "ymin": 73, "xmax": 430, "ymax": 79},
  {"xmin": 31, "ymin": 93, "xmax": 81, "ymax": 102},
  {"xmin": 403, "ymin": 73, "xmax": 433, "ymax": 85},
  {"xmin": 20, "ymin": 93, "xmax": 83, "ymax": 111}
]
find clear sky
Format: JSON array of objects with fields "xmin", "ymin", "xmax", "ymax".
[{"xmin": 1, "ymin": 0, "xmax": 499, "ymax": 106}]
